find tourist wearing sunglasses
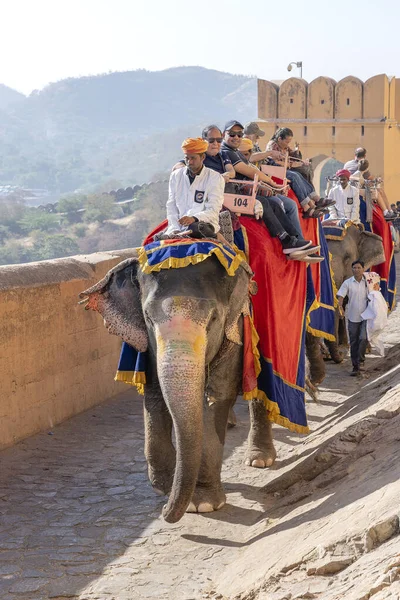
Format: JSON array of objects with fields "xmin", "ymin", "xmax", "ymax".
[
  {"xmin": 172, "ymin": 125, "xmax": 236, "ymax": 182},
  {"xmin": 220, "ymin": 120, "xmax": 321, "ymax": 259}
]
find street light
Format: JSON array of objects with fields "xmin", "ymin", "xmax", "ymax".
[{"xmin": 287, "ymin": 61, "xmax": 303, "ymax": 78}]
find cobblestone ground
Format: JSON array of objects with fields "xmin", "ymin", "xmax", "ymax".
[{"xmin": 1, "ymin": 275, "xmax": 399, "ymax": 600}]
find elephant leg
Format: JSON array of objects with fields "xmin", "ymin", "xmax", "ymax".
[
  {"xmin": 144, "ymin": 379, "xmax": 176, "ymax": 496},
  {"xmin": 326, "ymin": 309, "xmax": 344, "ymax": 363},
  {"xmin": 305, "ymin": 332, "xmax": 326, "ymax": 385},
  {"xmin": 245, "ymin": 399, "xmax": 277, "ymax": 468},
  {"xmin": 187, "ymin": 343, "xmax": 242, "ymax": 514}
]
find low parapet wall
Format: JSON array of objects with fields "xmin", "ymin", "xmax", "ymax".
[{"xmin": 0, "ymin": 249, "xmax": 136, "ymax": 449}]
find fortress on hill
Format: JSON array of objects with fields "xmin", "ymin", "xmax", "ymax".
[{"xmin": 256, "ymin": 74, "xmax": 400, "ymax": 202}]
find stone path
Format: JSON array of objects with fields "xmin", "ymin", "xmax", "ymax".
[{"xmin": 1, "ymin": 270, "xmax": 399, "ymax": 599}]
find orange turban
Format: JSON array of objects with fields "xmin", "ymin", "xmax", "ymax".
[
  {"xmin": 181, "ymin": 137, "xmax": 208, "ymax": 154},
  {"xmin": 239, "ymin": 138, "xmax": 254, "ymax": 152}
]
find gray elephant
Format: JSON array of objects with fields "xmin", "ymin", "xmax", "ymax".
[
  {"xmin": 305, "ymin": 225, "xmax": 385, "ymax": 381},
  {"xmin": 80, "ymin": 252, "xmax": 276, "ymax": 523}
]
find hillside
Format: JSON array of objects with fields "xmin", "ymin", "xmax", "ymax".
[
  {"xmin": 0, "ymin": 67, "xmax": 256, "ymax": 193},
  {"xmin": 0, "ymin": 83, "xmax": 25, "ymax": 110}
]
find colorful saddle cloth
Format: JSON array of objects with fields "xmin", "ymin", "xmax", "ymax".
[{"xmin": 117, "ymin": 222, "xmax": 311, "ymax": 434}]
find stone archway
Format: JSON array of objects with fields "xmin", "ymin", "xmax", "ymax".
[{"xmin": 312, "ymin": 156, "xmax": 344, "ymax": 196}]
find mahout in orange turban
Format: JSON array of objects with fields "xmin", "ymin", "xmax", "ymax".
[{"xmin": 181, "ymin": 138, "xmax": 209, "ymax": 154}]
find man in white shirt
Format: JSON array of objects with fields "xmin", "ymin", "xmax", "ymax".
[
  {"xmin": 327, "ymin": 169, "xmax": 360, "ymax": 224},
  {"xmin": 344, "ymin": 147, "xmax": 367, "ymax": 174},
  {"xmin": 337, "ymin": 260, "xmax": 369, "ymax": 376},
  {"xmin": 166, "ymin": 137, "xmax": 224, "ymax": 237}
]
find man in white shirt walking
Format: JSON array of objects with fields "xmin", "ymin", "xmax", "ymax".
[
  {"xmin": 166, "ymin": 137, "xmax": 224, "ymax": 237},
  {"xmin": 337, "ymin": 260, "xmax": 369, "ymax": 376},
  {"xmin": 327, "ymin": 169, "xmax": 360, "ymax": 224}
]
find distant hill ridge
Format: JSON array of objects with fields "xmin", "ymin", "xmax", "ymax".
[{"xmin": 0, "ymin": 67, "xmax": 256, "ymax": 193}]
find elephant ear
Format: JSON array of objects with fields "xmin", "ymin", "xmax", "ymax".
[
  {"xmin": 224, "ymin": 264, "xmax": 253, "ymax": 345},
  {"xmin": 79, "ymin": 256, "xmax": 148, "ymax": 352},
  {"xmin": 359, "ymin": 230, "xmax": 385, "ymax": 269}
]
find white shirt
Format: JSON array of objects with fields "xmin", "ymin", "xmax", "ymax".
[
  {"xmin": 327, "ymin": 183, "xmax": 360, "ymax": 223},
  {"xmin": 344, "ymin": 159, "xmax": 359, "ymax": 174},
  {"xmin": 361, "ymin": 291, "xmax": 388, "ymax": 356},
  {"xmin": 337, "ymin": 276, "xmax": 368, "ymax": 322},
  {"xmin": 166, "ymin": 166, "xmax": 224, "ymax": 234}
]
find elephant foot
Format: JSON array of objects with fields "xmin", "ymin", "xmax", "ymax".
[
  {"xmin": 148, "ymin": 467, "xmax": 174, "ymax": 497},
  {"xmin": 186, "ymin": 485, "xmax": 226, "ymax": 513},
  {"xmin": 330, "ymin": 351, "xmax": 344, "ymax": 364},
  {"xmin": 244, "ymin": 443, "xmax": 277, "ymax": 468}
]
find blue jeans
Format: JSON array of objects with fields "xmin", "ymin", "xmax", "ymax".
[
  {"xmin": 348, "ymin": 320, "xmax": 368, "ymax": 368},
  {"xmin": 286, "ymin": 169, "xmax": 315, "ymax": 206},
  {"xmin": 268, "ymin": 194, "xmax": 303, "ymax": 238}
]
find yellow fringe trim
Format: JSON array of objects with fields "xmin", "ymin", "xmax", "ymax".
[
  {"xmin": 306, "ymin": 326, "xmax": 336, "ymax": 342},
  {"xmin": 249, "ymin": 312, "xmax": 262, "ymax": 378},
  {"xmin": 243, "ymin": 389, "xmax": 310, "ymax": 435},
  {"xmin": 323, "ymin": 219, "xmax": 358, "ymax": 241},
  {"xmin": 137, "ymin": 244, "xmax": 243, "ymax": 277},
  {"xmin": 305, "ymin": 247, "xmax": 338, "ymax": 341},
  {"xmin": 115, "ymin": 370, "xmax": 146, "ymax": 396}
]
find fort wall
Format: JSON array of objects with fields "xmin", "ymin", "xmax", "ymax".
[
  {"xmin": 0, "ymin": 250, "xmax": 136, "ymax": 449},
  {"xmin": 257, "ymin": 74, "xmax": 400, "ymax": 200}
]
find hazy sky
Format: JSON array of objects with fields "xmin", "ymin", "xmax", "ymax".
[{"xmin": 2, "ymin": 0, "xmax": 399, "ymax": 94}]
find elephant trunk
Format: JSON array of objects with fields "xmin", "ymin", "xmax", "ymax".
[{"xmin": 155, "ymin": 318, "xmax": 207, "ymax": 523}]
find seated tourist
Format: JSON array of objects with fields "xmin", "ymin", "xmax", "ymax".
[
  {"xmin": 165, "ymin": 137, "xmax": 224, "ymax": 237},
  {"xmin": 221, "ymin": 120, "xmax": 322, "ymax": 261},
  {"xmin": 238, "ymin": 137, "xmax": 305, "ymax": 240},
  {"xmin": 326, "ymin": 169, "xmax": 360, "ymax": 224},
  {"xmin": 344, "ymin": 147, "xmax": 367, "ymax": 174},
  {"xmin": 242, "ymin": 122, "xmax": 282, "ymax": 163},
  {"xmin": 265, "ymin": 128, "xmax": 333, "ymax": 217},
  {"xmin": 351, "ymin": 159, "xmax": 395, "ymax": 220}
]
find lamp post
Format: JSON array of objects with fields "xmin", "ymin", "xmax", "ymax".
[{"xmin": 287, "ymin": 61, "xmax": 303, "ymax": 78}]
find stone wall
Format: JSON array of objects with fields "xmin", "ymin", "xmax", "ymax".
[
  {"xmin": 256, "ymin": 74, "xmax": 400, "ymax": 201},
  {"xmin": 0, "ymin": 249, "xmax": 136, "ymax": 449}
]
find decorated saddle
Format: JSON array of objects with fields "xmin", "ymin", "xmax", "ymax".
[{"xmin": 113, "ymin": 218, "xmax": 315, "ymax": 435}]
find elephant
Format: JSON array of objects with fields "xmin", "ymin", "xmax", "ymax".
[
  {"xmin": 305, "ymin": 225, "xmax": 385, "ymax": 381},
  {"xmin": 80, "ymin": 252, "xmax": 277, "ymax": 523}
]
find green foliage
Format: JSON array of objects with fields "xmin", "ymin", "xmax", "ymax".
[
  {"xmin": 18, "ymin": 210, "xmax": 61, "ymax": 234},
  {"xmin": 73, "ymin": 223, "xmax": 88, "ymax": 238},
  {"xmin": 0, "ymin": 198, "xmax": 27, "ymax": 234},
  {"xmin": 83, "ymin": 194, "xmax": 115, "ymax": 223},
  {"xmin": 0, "ymin": 225, "xmax": 10, "ymax": 244},
  {"xmin": 57, "ymin": 195, "xmax": 86, "ymax": 213},
  {"xmin": 33, "ymin": 234, "xmax": 80, "ymax": 260},
  {"xmin": 0, "ymin": 240, "xmax": 35, "ymax": 265}
]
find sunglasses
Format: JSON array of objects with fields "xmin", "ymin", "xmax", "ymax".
[
  {"xmin": 228, "ymin": 131, "xmax": 244, "ymax": 138},
  {"xmin": 207, "ymin": 137, "xmax": 223, "ymax": 144}
]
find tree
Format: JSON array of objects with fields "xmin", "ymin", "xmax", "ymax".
[
  {"xmin": 83, "ymin": 193, "xmax": 114, "ymax": 223},
  {"xmin": 33, "ymin": 234, "xmax": 80, "ymax": 260},
  {"xmin": 57, "ymin": 195, "xmax": 86, "ymax": 213},
  {"xmin": 18, "ymin": 211, "xmax": 61, "ymax": 234}
]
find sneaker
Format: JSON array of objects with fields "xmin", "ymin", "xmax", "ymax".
[
  {"xmin": 288, "ymin": 254, "xmax": 324, "ymax": 263},
  {"xmin": 350, "ymin": 367, "xmax": 360, "ymax": 376},
  {"xmin": 302, "ymin": 244, "xmax": 321, "ymax": 255},
  {"xmin": 281, "ymin": 236, "xmax": 313, "ymax": 255}
]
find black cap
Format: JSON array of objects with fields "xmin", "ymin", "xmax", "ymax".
[{"xmin": 223, "ymin": 120, "xmax": 244, "ymax": 132}]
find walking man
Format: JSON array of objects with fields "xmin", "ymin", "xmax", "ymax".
[{"xmin": 337, "ymin": 260, "xmax": 369, "ymax": 376}]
